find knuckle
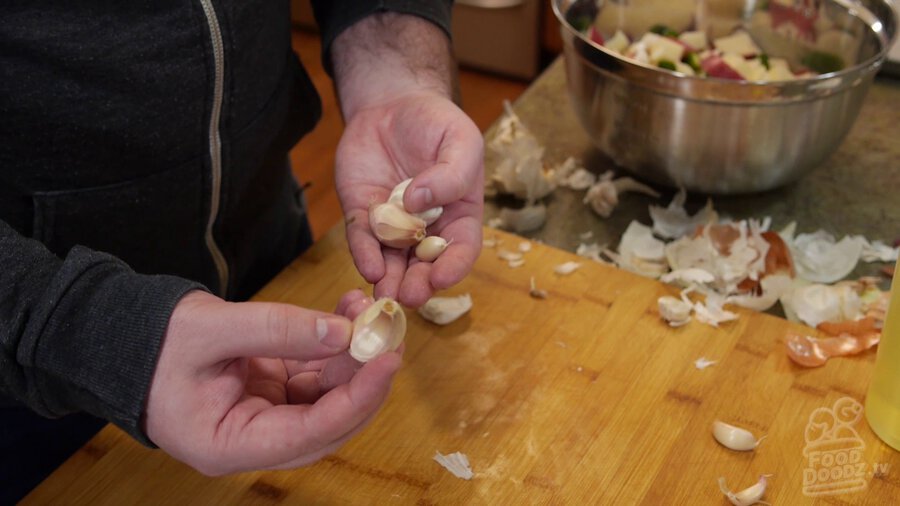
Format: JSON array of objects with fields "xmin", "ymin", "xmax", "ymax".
[{"xmin": 265, "ymin": 304, "xmax": 294, "ymax": 351}]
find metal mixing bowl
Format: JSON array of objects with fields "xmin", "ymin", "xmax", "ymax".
[{"xmin": 553, "ymin": 0, "xmax": 897, "ymax": 194}]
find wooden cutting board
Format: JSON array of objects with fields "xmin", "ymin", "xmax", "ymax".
[{"xmin": 24, "ymin": 226, "xmax": 900, "ymax": 505}]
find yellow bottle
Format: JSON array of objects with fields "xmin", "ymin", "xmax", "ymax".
[{"xmin": 866, "ymin": 267, "xmax": 900, "ymax": 451}]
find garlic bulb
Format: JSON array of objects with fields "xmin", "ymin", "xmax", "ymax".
[
  {"xmin": 718, "ymin": 475, "xmax": 769, "ymax": 506},
  {"xmin": 388, "ymin": 178, "xmax": 443, "ymax": 225},
  {"xmin": 350, "ymin": 298, "xmax": 407, "ymax": 362},
  {"xmin": 369, "ymin": 202, "xmax": 426, "ymax": 248},
  {"xmin": 712, "ymin": 420, "xmax": 765, "ymax": 451},
  {"xmin": 415, "ymin": 236, "xmax": 449, "ymax": 262}
]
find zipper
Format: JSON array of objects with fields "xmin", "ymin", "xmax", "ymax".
[{"xmin": 198, "ymin": 0, "xmax": 229, "ymax": 297}]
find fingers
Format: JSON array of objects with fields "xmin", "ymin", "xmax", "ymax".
[
  {"xmin": 345, "ymin": 208, "xmax": 385, "ymax": 284},
  {"xmin": 373, "ymin": 247, "xmax": 408, "ymax": 300},
  {"xmin": 402, "ymin": 117, "xmax": 484, "ymax": 215},
  {"xmin": 428, "ymin": 215, "xmax": 482, "ymax": 290},
  {"xmin": 334, "ymin": 289, "xmax": 371, "ymax": 318},
  {"xmin": 226, "ymin": 352, "xmax": 403, "ymax": 471},
  {"xmin": 207, "ymin": 301, "xmax": 353, "ymax": 363}
]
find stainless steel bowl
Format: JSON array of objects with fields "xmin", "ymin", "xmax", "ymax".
[{"xmin": 553, "ymin": 0, "xmax": 898, "ymax": 194}]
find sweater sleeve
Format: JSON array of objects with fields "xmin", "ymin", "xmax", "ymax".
[
  {"xmin": 0, "ymin": 219, "xmax": 205, "ymax": 445},
  {"xmin": 309, "ymin": 0, "xmax": 454, "ymax": 74}
]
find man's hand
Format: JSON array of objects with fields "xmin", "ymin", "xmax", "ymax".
[
  {"xmin": 144, "ymin": 290, "xmax": 400, "ymax": 476},
  {"xmin": 332, "ymin": 13, "xmax": 484, "ymax": 308}
]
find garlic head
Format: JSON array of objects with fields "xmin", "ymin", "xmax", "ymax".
[
  {"xmin": 415, "ymin": 236, "xmax": 449, "ymax": 262},
  {"xmin": 369, "ymin": 202, "xmax": 426, "ymax": 248},
  {"xmin": 712, "ymin": 420, "xmax": 765, "ymax": 451},
  {"xmin": 350, "ymin": 298, "xmax": 407, "ymax": 362}
]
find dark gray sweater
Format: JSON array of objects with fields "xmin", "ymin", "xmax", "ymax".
[{"xmin": 0, "ymin": 0, "xmax": 451, "ymax": 445}]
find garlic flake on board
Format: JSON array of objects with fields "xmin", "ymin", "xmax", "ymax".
[
  {"xmin": 388, "ymin": 178, "xmax": 443, "ymax": 225},
  {"xmin": 718, "ymin": 475, "xmax": 770, "ymax": 506},
  {"xmin": 350, "ymin": 298, "xmax": 407, "ymax": 362},
  {"xmin": 649, "ymin": 188, "xmax": 718, "ymax": 239},
  {"xmin": 712, "ymin": 420, "xmax": 765, "ymax": 451},
  {"xmin": 415, "ymin": 236, "xmax": 450, "ymax": 262},
  {"xmin": 369, "ymin": 203, "xmax": 426, "ymax": 248},
  {"xmin": 694, "ymin": 357, "xmax": 716, "ymax": 369},
  {"xmin": 418, "ymin": 294, "xmax": 473, "ymax": 325},
  {"xmin": 433, "ymin": 451, "xmax": 474, "ymax": 480},
  {"xmin": 554, "ymin": 261, "xmax": 582, "ymax": 275},
  {"xmin": 529, "ymin": 276, "xmax": 547, "ymax": 299}
]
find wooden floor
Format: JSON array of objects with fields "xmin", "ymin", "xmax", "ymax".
[{"xmin": 288, "ymin": 29, "xmax": 530, "ymax": 240}]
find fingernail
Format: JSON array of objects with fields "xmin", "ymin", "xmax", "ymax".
[
  {"xmin": 413, "ymin": 187, "xmax": 433, "ymax": 206},
  {"xmin": 317, "ymin": 317, "xmax": 350, "ymax": 349}
]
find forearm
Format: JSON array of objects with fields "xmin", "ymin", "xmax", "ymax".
[
  {"xmin": 0, "ymin": 219, "xmax": 203, "ymax": 444},
  {"xmin": 332, "ymin": 12, "xmax": 458, "ymax": 119}
]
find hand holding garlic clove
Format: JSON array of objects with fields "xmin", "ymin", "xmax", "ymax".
[{"xmin": 370, "ymin": 179, "xmax": 451, "ymax": 263}]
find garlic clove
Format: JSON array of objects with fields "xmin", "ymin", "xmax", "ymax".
[
  {"xmin": 718, "ymin": 475, "xmax": 770, "ymax": 506},
  {"xmin": 350, "ymin": 298, "xmax": 407, "ymax": 362},
  {"xmin": 712, "ymin": 420, "xmax": 765, "ymax": 451},
  {"xmin": 415, "ymin": 236, "xmax": 450, "ymax": 262},
  {"xmin": 388, "ymin": 178, "xmax": 443, "ymax": 225},
  {"xmin": 369, "ymin": 202, "xmax": 426, "ymax": 248},
  {"xmin": 418, "ymin": 294, "xmax": 472, "ymax": 325},
  {"xmin": 658, "ymin": 295, "xmax": 692, "ymax": 327}
]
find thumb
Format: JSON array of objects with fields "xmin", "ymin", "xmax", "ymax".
[{"xmin": 175, "ymin": 294, "xmax": 353, "ymax": 362}]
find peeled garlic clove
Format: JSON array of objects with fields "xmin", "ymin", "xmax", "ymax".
[
  {"xmin": 718, "ymin": 475, "xmax": 770, "ymax": 506},
  {"xmin": 712, "ymin": 420, "xmax": 765, "ymax": 451},
  {"xmin": 369, "ymin": 202, "xmax": 426, "ymax": 248},
  {"xmin": 350, "ymin": 298, "xmax": 407, "ymax": 362},
  {"xmin": 388, "ymin": 178, "xmax": 443, "ymax": 225},
  {"xmin": 418, "ymin": 294, "xmax": 472, "ymax": 325},
  {"xmin": 415, "ymin": 236, "xmax": 449, "ymax": 262}
]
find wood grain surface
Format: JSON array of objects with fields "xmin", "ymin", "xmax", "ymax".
[{"xmin": 24, "ymin": 226, "xmax": 900, "ymax": 505}]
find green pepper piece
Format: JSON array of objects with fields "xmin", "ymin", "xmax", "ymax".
[
  {"xmin": 658, "ymin": 60, "xmax": 677, "ymax": 71},
  {"xmin": 570, "ymin": 15, "xmax": 593, "ymax": 33},
  {"xmin": 801, "ymin": 51, "xmax": 844, "ymax": 74},
  {"xmin": 760, "ymin": 53, "xmax": 770, "ymax": 70},
  {"xmin": 682, "ymin": 52, "xmax": 702, "ymax": 73},
  {"xmin": 650, "ymin": 24, "xmax": 679, "ymax": 38}
]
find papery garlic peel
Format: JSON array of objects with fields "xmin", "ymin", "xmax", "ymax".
[
  {"xmin": 712, "ymin": 420, "xmax": 765, "ymax": 451},
  {"xmin": 388, "ymin": 178, "xmax": 443, "ymax": 225},
  {"xmin": 369, "ymin": 202, "xmax": 426, "ymax": 248},
  {"xmin": 415, "ymin": 236, "xmax": 449, "ymax": 262},
  {"xmin": 350, "ymin": 298, "xmax": 407, "ymax": 362}
]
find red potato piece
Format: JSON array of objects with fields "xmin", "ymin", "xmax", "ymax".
[
  {"xmin": 769, "ymin": 2, "xmax": 817, "ymax": 42},
  {"xmin": 589, "ymin": 26, "xmax": 605, "ymax": 46},
  {"xmin": 702, "ymin": 55, "xmax": 744, "ymax": 80}
]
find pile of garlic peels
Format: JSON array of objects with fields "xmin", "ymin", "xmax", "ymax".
[
  {"xmin": 610, "ymin": 189, "xmax": 897, "ymax": 367},
  {"xmin": 486, "ymin": 103, "xmax": 661, "ymax": 231}
]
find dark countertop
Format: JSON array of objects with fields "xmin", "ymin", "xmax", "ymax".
[{"xmin": 484, "ymin": 58, "xmax": 900, "ymax": 281}]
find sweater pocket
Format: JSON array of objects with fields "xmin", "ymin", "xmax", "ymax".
[{"xmin": 31, "ymin": 161, "xmax": 212, "ymax": 285}]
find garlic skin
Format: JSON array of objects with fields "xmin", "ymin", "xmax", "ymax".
[
  {"xmin": 712, "ymin": 420, "xmax": 765, "ymax": 451},
  {"xmin": 350, "ymin": 298, "xmax": 407, "ymax": 362},
  {"xmin": 369, "ymin": 203, "xmax": 426, "ymax": 248},
  {"xmin": 415, "ymin": 236, "xmax": 449, "ymax": 262},
  {"xmin": 388, "ymin": 178, "xmax": 443, "ymax": 225},
  {"xmin": 718, "ymin": 475, "xmax": 770, "ymax": 506}
]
